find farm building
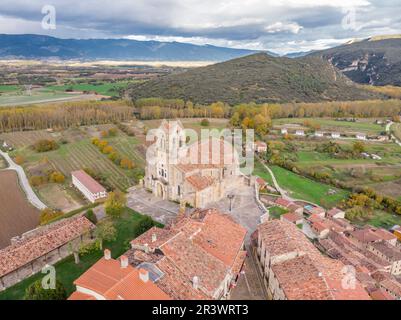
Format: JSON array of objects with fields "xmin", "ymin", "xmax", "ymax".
[
  {"xmin": 254, "ymin": 141, "xmax": 267, "ymax": 153},
  {"xmin": 315, "ymin": 131, "xmax": 324, "ymax": 137},
  {"xmin": 295, "ymin": 130, "xmax": 305, "ymax": 136},
  {"xmin": 331, "ymin": 132, "xmax": 341, "ymax": 139},
  {"xmin": 72, "ymin": 170, "xmax": 107, "ymax": 203},
  {"xmin": 0, "ymin": 215, "xmax": 95, "ymax": 291},
  {"xmin": 356, "ymin": 133, "xmax": 367, "ymax": 140}
]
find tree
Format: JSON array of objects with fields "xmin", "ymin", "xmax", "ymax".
[
  {"xmin": 49, "ymin": 171, "xmax": 65, "ymax": 183},
  {"xmin": 24, "ymin": 280, "xmax": 67, "ymax": 300},
  {"xmin": 95, "ymin": 221, "xmax": 117, "ymax": 249},
  {"xmin": 40, "ymin": 208, "xmax": 63, "ymax": 225},
  {"xmin": 14, "ymin": 155, "xmax": 25, "ymax": 165},
  {"xmin": 353, "ymin": 141, "xmax": 366, "ymax": 154},
  {"xmin": 120, "ymin": 158, "xmax": 134, "ymax": 169},
  {"xmin": 200, "ymin": 118, "xmax": 210, "ymax": 127},
  {"xmin": 105, "ymin": 191, "xmax": 126, "ymax": 218},
  {"xmin": 136, "ymin": 216, "xmax": 156, "ymax": 236}
]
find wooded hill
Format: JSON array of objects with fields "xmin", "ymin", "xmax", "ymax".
[{"xmin": 128, "ymin": 53, "xmax": 382, "ymax": 105}]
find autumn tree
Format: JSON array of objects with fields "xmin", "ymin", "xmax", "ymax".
[
  {"xmin": 95, "ymin": 220, "xmax": 117, "ymax": 250},
  {"xmin": 105, "ymin": 191, "xmax": 127, "ymax": 218}
]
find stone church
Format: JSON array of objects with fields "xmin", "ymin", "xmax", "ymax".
[{"xmin": 144, "ymin": 120, "xmax": 244, "ymax": 208}]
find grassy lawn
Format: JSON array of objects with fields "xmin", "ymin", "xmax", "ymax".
[
  {"xmin": 253, "ymin": 160, "xmax": 274, "ymax": 185},
  {"xmin": 270, "ymin": 165, "xmax": 349, "ymax": 208},
  {"xmin": 268, "ymin": 206, "xmax": 288, "ymax": 220},
  {"xmin": 351, "ymin": 210, "xmax": 401, "ymax": 229},
  {"xmin": 0, "ymin": 208, "xmax": 160, "ymax": 300}
]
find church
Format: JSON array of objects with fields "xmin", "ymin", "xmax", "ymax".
[{"xmin": 144, "ymin": 120, "xmax": 244, "ymax": 208}]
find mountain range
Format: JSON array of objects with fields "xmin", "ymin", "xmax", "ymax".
[
  {"xmin": 311, "ymin": 37, "xmax": 401, "ymax": 86},
  {"xmin": 0, "ymin": 34, "xmax": 260, "ymax": 62}
]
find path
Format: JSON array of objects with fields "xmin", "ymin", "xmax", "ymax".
[
  {"xmin": 0, "ymin": 149, "xmax": 47, "ymax": 210},
  {"xmin": 256, "ymin": 155, "xmax": 289, "ymax": 200},
  {"xmin": 386, "ymin": 121, "xmax": 401, "ymax": 147}
]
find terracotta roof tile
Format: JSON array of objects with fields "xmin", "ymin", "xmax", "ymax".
[{"xmin": 0, "ymin": 216, "xmax": 95, "ymax": 277}]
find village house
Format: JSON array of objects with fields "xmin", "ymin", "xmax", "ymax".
[
  {"xmin": 255, "ymin": 220, "xmax": 370, "ymax": 300},
  {"xmin": 331, "ymin": 132, "xmax": 341, "ymax": 139},
  {"xmin": 254, "ymin": 141, "xmax": 267, "ymax": 153},
  {"xmin": 72, "ymin": 170, "xmax": 107, "ymax": 203},
  {"xmin": 327, "ymin": 208, "xmax": 346, "ymax": 219},
  {"xmin": 0, "ymin": 216, "xmax": 95, "ymax": 291},
  {"xmin": 281, "ymin": 128, "xmax": 288, "ymax": 135},
  {"xmin": 367, "ymin": 241, "xmax": 401, "ymax": 275},
  {"xmin": 349, "ymin": 227, "xmax": 397, "ymax": 249},
  {"xmin": 308, "ymin": 206, "xmax": 326, "ymax": 217},
  {"xmin": 314, "ymin": 131, "xmax": 324, "ymax": 137},
  {"xmin": 69, "ymin": 208, "xmax": 247, "ymax": 300},
  {"xmin": 274, "ymin": 198, "xmax": 303, "ymax": 215},
  {"xmin": 144, "ymin": 120, "xmax": 244, "ymax": 209},
  {"xmin": 69, "ymin": 250, "xmax": 171, "ymax": 300},
  {"xmin": 356, "ymin": 133, "xmax": 367, "ymax": 140},
  {"xmin": 280, "ymin": 212, "xmax": 303, "ymax": 226},
  {"xmin": 295, "ymin": 130, "xmax": 304, "ymax": 136}
]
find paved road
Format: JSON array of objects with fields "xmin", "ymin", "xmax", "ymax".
[{"xmin": 0, "ymin": 149, "xmax": 47, "ymax": 210}]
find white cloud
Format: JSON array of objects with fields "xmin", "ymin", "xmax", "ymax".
[{"xmin": 265, "ymin": 22, "xmax": 303, "ymax": 34}]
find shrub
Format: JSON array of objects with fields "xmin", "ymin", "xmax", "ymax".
[
  {"xmin": 24, "ymin": 280, "xmax": 67, "ymax": 300},
  {"xmin": 33, "ymin": 139, "xmax": 59, "ymax": 153},
  {"xmin": 14, "ymin": 155, "xmax": 25, "ymax": 165},
  {"xmin": 200, "ymin": 118, "xmax": 210, "ymax": 126},
  {"xmin": 120, "ymin": 158, "xmax": 134, "ymax": 169},
  {"xmin": 40, "ymin": 208, "xmax": 63, "ymax": 225},
  {"xmin": 49, "ymin": 171, "xmax": 65, "ymax": 183}
]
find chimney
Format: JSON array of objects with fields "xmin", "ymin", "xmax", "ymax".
[
  {"xmin": 139, "ymin": 269, "xmax": 149, "ymax": 283},
  {"xmin": 120, "ymin": 255, "xmax": 129, "ymax": 268},
  {"xmin": 104, "ymin": 249, "xmax": 111, "ymax": 260},
  {"xmin": 144, "ymin": 243, "xmax": 150, "ymax": 253},
  {"xmin": 193, "ymin": 276, "xmax": 199, "ymax": 290},
  {"xmin": 152, "ymin": 233, "xmax": 157, "ymax": 243}
]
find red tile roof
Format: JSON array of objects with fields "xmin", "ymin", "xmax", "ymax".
[
  {"xmin": 275, "ymin": 198, "xmax": 293, "ymax": 208},
  {"xmin": 185, "ymin": 174, "xmax": 215, "ymax": 191},
  {"xmin": 0, "ymin": 216, "xmax": 95, "ymax": 278},
  {"xmin": 258, "ymin": 220, "xmax": 370, "ymax": 300},
  {"xmin": 72, "ymin": 170, "xmax": 106, "ymax": 194},
  {"xmin": 327, "ymin": 208, "xmax": 345, "ymax": 218},
  {"xmin": 281, "ymin": 212, "xmax": 303, "ymax": 224},
  {"xmin": 130, "ymin": 208, "xmax": 247, "ymax": 299},
  {"xmin": 71, "ymin": 257, "xmax": 171, "ymax": 300},
  {"xmin": 370, "ymin": 288, "xmax": 395, "ymax": 300}
]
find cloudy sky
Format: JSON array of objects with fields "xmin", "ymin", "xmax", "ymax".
[{"xmin": 0, "ymin": 0, "xmax": 400, "ymax": 54}]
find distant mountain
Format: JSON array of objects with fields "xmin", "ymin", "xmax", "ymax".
[
  {"xmin": 128, "ymin": 53, "xmax": 381, "ymax": 105},
  {"xmin": 284, "ymin": 51, "xmax": 314, "ymax": 58},
  {"xmin": 0, "ymin": 34, "xmax": 261, "ymax": 62},
  {"xmin": 310, "ymin": 36, "xmax": 401, "ymax": 86}
]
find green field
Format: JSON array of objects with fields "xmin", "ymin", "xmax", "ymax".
[
  {"xmin": 0, "ymin": 208, "xmax": 160, "ymax": 300},
  {"xmin": 270, "ymin": 165, "xmax": 349, "ymax": 208},
  {"xmin": 45, "ymin": 80, "xmax": 135, "ymax": 97},
  {"xmin": 0, "ymin": 85, "xmax": 22, "ymax": 94},
  {"xmin": 273, "ymin": 118, "xmax": 385, "ymax": 135}
]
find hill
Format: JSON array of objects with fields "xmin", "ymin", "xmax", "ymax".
[
  {"xmin": 0, "ymin": 34, "xmax": 259, "ymax": 62},
  {"xmin": 128, "ymin": 53, "xmax": 381, "ymax": 105},
  {"xmin": 310, "ymin": 37, "xmax": 401, "ymax": 86}
]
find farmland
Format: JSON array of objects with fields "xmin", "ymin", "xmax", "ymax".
[
  {"xmin": 0, "ymin": 170, "xmax": 39, "ymax": 249},
  {"xmin": 0, "ymin": 125, "xmax": 145, "ymax": 211},
  {"xmin": 273, "ymin": 118, "xmax": 386, "ymax": 135}
]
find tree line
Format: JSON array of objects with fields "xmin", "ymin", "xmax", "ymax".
[{"xmin": 0, "ymin": 100, "xmax": 133, "ymax": 133}]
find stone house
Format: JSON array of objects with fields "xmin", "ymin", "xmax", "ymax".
[{"xmin": 0, "ymin": 216, "xmax": 95, "ymax": 291}]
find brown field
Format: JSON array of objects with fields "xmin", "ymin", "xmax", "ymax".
[
  {"xmin": 0, "ymin": 170, "xmax": 39, "ymax": 249},
  {"xmin": 36, "ymin": 184, "xmax": 84, "ymax": 212}
]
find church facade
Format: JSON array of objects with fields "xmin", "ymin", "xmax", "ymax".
[{"xmin": 144, "ymin": 120, "xmax": 244, "ymax": 208}]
